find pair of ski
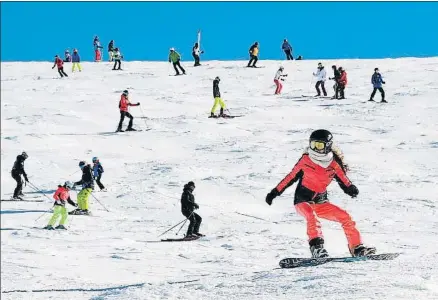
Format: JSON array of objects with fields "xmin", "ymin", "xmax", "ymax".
[
  {"xmin": 208, "ymin": 115, "xmax": 243, "ymax": 119},
  {"xmin": 279, "ymin": 252, "xmax": 400, "ymax": 268}
]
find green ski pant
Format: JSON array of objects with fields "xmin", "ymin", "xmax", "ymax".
[
  {"xmin": 77, "ymin": 188, "xmax": 92, "ymax": 210},
  {"xmin": 48, "ymin": 205, "xmax": 68, "ymax": 226}
]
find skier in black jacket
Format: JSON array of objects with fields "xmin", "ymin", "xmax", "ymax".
[
  {"xmin": 11, "ymin": 152, "xmax": 29, "ymax": 200},
  {"xmin": 70, "ymin": 161, "xmax": 94, "ymax": 215},
  {"xmin": 181, "ymin": 181, "xmax": 203, "ymax": 237},
  {"xmin": 329, "ymin": 65, "xmax": 341, "ymax": 99}
]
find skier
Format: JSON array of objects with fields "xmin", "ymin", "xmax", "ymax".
[
  {"xmin": 168, "ymin": 48, "xmax": 186, "ymax": 75},
  {"xmin": 247, "ymin": 42, "xmax": 259, "ymax": 68},
  {"xmin": 329, "ymin": 65, "xmax": 341, "ymax": 99},
  {"xmin": 265, "ymin": 129, "xmax": 376, "ymax": 258},
  {"xmin": 313, "ymin": 62, "xmax": 327, "ymax": 97},
  {"xmin": 43, "ymin": 181, "xmax": 78, "ymax": 230},
  {"xmin": 112, "ymin": 47, "xmax": 123, "ymax": 70},
  {"xmin": 210, "ymin": 76, "xmax": 226, "ymax": 117},
  {"xmin": 64, "ymin": 49, "xmax": 72, "ymax": 62},
  {"xmin": 274, "ymin": 66, "xmax": 288, "ymax": 95},
  {"xmin": 11, "ymin": 151, "xmax": 29, "ymax": 200},
  {"xmin": 116, "ymin": 90, "xmax": 140, "ymax": 132},
  {"xmin": 71, "ymin": 49, "xmax": 82, "ymax": 72},
  {"xmin": 92, "ymin": 156, "xmax": 105, "ymax": 191},
  {"xmin": 52, "ymin": 55, "xmax": 68, "ymax": 78},
  {"xmin": 369, "ymin": 68, "xmax": 386, "ymax": 103},
  {"xmin": 70, "ymin": 161, "xmax": 94, "ymax": 215},
  {"xmin": 281, "ymin": 39, "xmax": 293, "ymax": 60},
  {"xmin": 181, "ymin": 181, "xmax": 203, "ymax": 237},
  {"xmin": 337, "ymin": 67, "xmax": 347, "ymax": 99},
  {"xmin": 93, "ymin": 36, "xmax": 103, "ymax": 62},
  {"xmin": 108, "ymin": 40, "xmax": 115, "ymax": 62},
  {"xmin": 192, "ymin": 42, "xmax": 204, "ymax": 67}
]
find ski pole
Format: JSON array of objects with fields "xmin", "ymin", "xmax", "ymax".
[
  {"xmin": 28, "ymin": 182, "xmax": 54, "ymax": 202},
  {"xmin": 34, "ymin": 209, "xmax": 52, "ymax": 222},
  {"xmin": 139, "ymin": 106, "xmax": 149, "ymax": 129},
  {"xmin": 158, "ymin": 217, "xmax": 189, "ymax": 237},
  {"xmin": 90, "ymin": 193, "xmax": 109, "ymax": 212},
  {"xmin": 176, "ymin": 212, "xmax": 194, "ymax": 235},
  {"xmin": 67, "ymin": 169, "xmax": 80, "ymax": 177}
]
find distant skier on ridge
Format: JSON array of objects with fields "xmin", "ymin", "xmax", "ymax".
[
  {"xmin": 192, "ymin": 42, "xmax": 204, "ymax": 67},
  {"xmin": 52, "ymin": 55, "xmax": 68, "ymax": 78},
  {"xmin": 169, "ymin": 48, "xmax": 186, "ymax": 75},
  {"xmin": 369, "ymin": 68, "xmax": 386, "ymax": 103},
  {"xmin": 247, "ymin": 42, "xmax": 259, "ymax": 68},
  {"xmin": 265, "ymin": 129, "xmax": 376, "ymax": 258}
]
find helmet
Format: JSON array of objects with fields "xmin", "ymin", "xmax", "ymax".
[
  {"xmin": 338, "ymin": 66, "xmax": 343, "ymax": 71},
  {"xmin": 309, "ymin": 129, "xmax": 333, "ymax": 154},
  {"xmin": 374, "ymin": 67, "xmax": 379, "ymax": 72},
  {"xmin": 92, "ymin": 156, "xmax": 99, "ymax": 163},
  {"xmin": 115, "ymin": 47, "xmax": 119, "ymax": 51},
  {"xmin": 279, "ymin": 66, "xmax": 284, "ymax": 70},
  {"xmin": 78, "ymin": 161, "xmax": 86, "ymax": 169},
  {"xmin": 170, "ymin": 47, "xmax": 175, "ymax": 51},
  {"xmin": 187, "ymin": 181, "xmax": 195, "ymax": 190},
  {"xmin": 122, "ymin": 90, "xmax": 129, "ymax": 96},
  {"xmin": 215, "ymin": 76, "xmax": 220, "ymax": 82},
  {"xmin": 22, "ymin": 151, "xmax": 28, "ymax": 159},
  {"xmin": 64, "ymin": 181, "xmax": 74, "ymax": 189}
]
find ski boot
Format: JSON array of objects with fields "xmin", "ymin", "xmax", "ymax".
[
  {"xmin": 125, "ymin": 127, "xmax": 137, "ymax": 131},
  {"xmin": 219, "ymin": 108, "xmax": 224, "ymax": 118},
  {"xmin": 193, "ymin": 233, "xmax": 205, "ymax": 237},
  {"xmin": 55, "ymin": 225, "xmax": 67, "ymax": 230},
  {"xmin": 43, "ymin": 225, "xmax": 55, "ymax": 230},
  {"xmin": 68, "ymin": 208, "xmax": 82, "ymax": 215},
  {"xmin": 209, "ymin": 112, "xmax": 216, "ymax": 118},
  {"xmin": 368, "ymin": 99, "xmax": 375, "ymax": 102},
  {"xmin": 381, "ymin": 100, "xmax": 387, "ymax": 103},
  {"xmin": 11, "ymin": 196, "xmax": 23, "ymax": 200},
  {"xmin": 115, "ymin": 127, "xmax": 124, "ymax": 133},
  {"xmin": 309, "ymin": 237, "xmax": 329, "ymax": 258},
  {"xmin": 350, "ymin": 244, "xmax": 376, "ymax": 257}
]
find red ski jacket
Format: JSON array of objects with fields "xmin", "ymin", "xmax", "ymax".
[
  {"xmin": 119, "ymin": 95, "xmax": 138, "ymax": 112},
  {"xmin": 53, "ymin": 186, "xmax": 69, "ymax": 201},
  {"xmin": 54, "ymin": 57, "xmax": 63, "ymax": 69},
  {"xmin": 339, "ymin": 71, "xmax": 347, "ymax": 86},
  {"xmin": 274, "ymin": 154, "xmax": 352, "ymax": 204}
]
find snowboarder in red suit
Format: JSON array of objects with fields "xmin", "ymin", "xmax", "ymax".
[
  {"xmin": 116, "ymin": 90, "xmax": 140, "ymax": 132},
  {"xmin": 265, "ymin": 129, "xmax": 376, "ymax": 258},
  {"xmin": 52, "ymin": 55, "xmax": 68, "ymax": 78}
]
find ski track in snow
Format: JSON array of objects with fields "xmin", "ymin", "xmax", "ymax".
[{"xmin": 1, "ymin": 59, "xmax": 438, "ymax": 299}]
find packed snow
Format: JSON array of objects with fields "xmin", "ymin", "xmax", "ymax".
[{"xmin": 1, "ymin": 58, "xmax": 438, "ymax": 300}]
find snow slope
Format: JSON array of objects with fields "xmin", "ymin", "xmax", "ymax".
[{"xmin": 1, "ymin": 58, "xmax": 438, "ymax": 300}]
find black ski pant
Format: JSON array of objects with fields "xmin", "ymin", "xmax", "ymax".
[
  {"xmin": 335, "ymin": 83, "xmax": 345, "ymax": 99},
  {"xmin": 95, "ymin": 174, "xmax": 105, "ymax": 190},
  {"xmin": 113, "ymin": 59, "xmax": 121, "ymax": 70},
  {"xmin": 117, "ymin": 111, "xmax": 133, "ymax": 130},
  {"xmin": 370, "ymin": 87, "xmax": 385, "ymax": 101},
  {"xmin": 315, "ymin": 81, "xmax": 327, "ymax": 96},
  {"xmin": 182, "ymin": 210, "xmax": 202, "ymax": 235},
  {"xmin": 284, "ymin": 50, "xmax": 293, "ymax": 60},
  {"xmin": 192, "ymin": 53, "xmax": 200, "ymax": 66},
  {"xmin": 11, "ymin": 171, "xmax": 22, "ymax": 198},
  {"xmin": 247, "ymin": 55, "xmax": 258, "ymax": 67},
  {"xmin": 173, "ymin": 61, "xmax": 186, "ymax": 75},
  {"xmin": 58, "ymin": 67, "xmax": 68, "ymax": 77}
]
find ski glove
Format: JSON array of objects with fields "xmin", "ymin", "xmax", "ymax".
[
  {"xmin": 266, "ymin": 188, "xmax": 279, "ymax": 205},
  {"xmin": 382, "ymin": 81, "xmax": 386, "ymax": 84},
  {"xmin": 23, "ymin": 174, "xmax": 29, "ymax": 182},
  {"xmin": 346, "ymin": 184, "xmax": 359, "ymax": 198},
  {"xmin": 194, "ymin": 203, "xmax": 199, "ymax": 209}
]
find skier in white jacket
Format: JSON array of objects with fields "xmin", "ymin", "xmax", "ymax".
[
  {"xmin": 274, "ymin": 66, "xmax": 288, "ymax": 94},
  {"xmin": 313, "ymin": 62, "xmax": 327, "ymax": 97}
]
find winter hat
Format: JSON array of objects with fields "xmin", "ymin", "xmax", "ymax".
[{"xmin": 187, "ymin": 181, "xmax": 195, "ymax": 188}]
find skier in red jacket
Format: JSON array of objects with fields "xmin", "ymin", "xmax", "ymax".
[
  {"xmin": 265, "ymin": 129, "xmax": 376, "ymax": 258},
  {"xmin": 116, "ymin": 90, "xmax": 140, "ymax": 132},
  {"xmin": 52, "ymin": 55, "xmax": 68, "ymax": 78},
  {"xmin": 337, "ymin": 67, "xmax": 347, "ymax": 99}
]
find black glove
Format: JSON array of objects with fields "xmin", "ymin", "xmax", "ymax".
[
  {"xmin": 382, "ymin": 81, "xmax": 386, "ymax": 84},
  {"xmin": 137, "ymin": 102, "xmax": 140, "ymax": 106},
  {"xmin": 266, "ymin": 189, "xmax": 279, "ymax": 206},
  {"xmin": 24, "ymin": 175, "xmax": 29, "ymax": 182},
  {"xmin": 52, "ymin": 67, "xmax": 55, "ymax": 69},
  {"xmin": 346, "ymin": 184, "xmax": 359, "ymax": 198},
  {"xmin": 194, "ymin": 203, "xmax": 199, "ymax": 209}
]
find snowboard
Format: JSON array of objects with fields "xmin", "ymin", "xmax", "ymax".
[
  {"xmin": 279, "ymin": 253, "xmax": 400, "ymax": 269},
  {"xmin": 161, "ymin": 236, "xmax": 201, "ymax": 242}
]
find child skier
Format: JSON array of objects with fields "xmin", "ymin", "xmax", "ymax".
[
  {"xmin": 70, "ymin": 161, "xmax": 94, "ymax": 215},
  {"xmin": 112, "ymin": 47, "xmax": 123, "ymax": 70},
  {"xmin": 168, "ymin": 48, "xmax": 186, "ymax": 75},
  {"xmin": 44, "ymin": 181, "xmax": 78, "ymax": 230},
  {"xmin": 274, "ymin": 66, "xmax": 287, "ymax": 95},
  {"xmin": 265, "ymin": 129, "xmax": 376, "ymax": 258},
  {"xmin": 93, "ymin": 36, "xmax": 103, "ymax": 61},
  {"xmin": 52, "ymin": 55, "xmax": 68, "ymax": 78},
  {"xmin": 64, "ymin": 49, "xmax": 72, "ymax": 62},
  {"xmin": 181, "ymin": 181, "xmax": 203, "ymax": 238},
  {"xmin": 72, "ymin": 49, "xmax": 82, "ymax": 72},
  {"xmin": 192, "ymin": 42, "xmax": 204, "ymax": 66},
  {"xmin": 369, "ymin": 68, "xmax": 386, "ymax": 103},
  {"xmin": 11, "ymin": 151, "xmax": 29, "ymax": 200},
  {"xmin": 210, "ymin": 76, "xmax": 226, "ymax": 117},
  {"xmin": 247, "ymin": 42, "xmax": 259, "ymax": 68},
  {"xmin": 116, "ymin": 90, "xmax": 140, "ymax": 132},
  {"xmin": 108, "ymin": 40, "xmax": 115, "ymax": 62},
  {"xmin": 92, "ymin": 156, "xmax": 105, "ymax": 191},
  {"xmin": 313, "ymin": 62, "xmax": 327, "ymax": 97}
]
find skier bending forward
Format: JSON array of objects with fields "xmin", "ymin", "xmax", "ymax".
[{"xmin": 265, "ymin": 129, "xmax": 376, "ymax": 258}]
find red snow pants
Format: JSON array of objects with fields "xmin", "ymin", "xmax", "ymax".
[
  {"xmin": 274, "ymin": 79, "xmax": 283, "ymax": 94},
  {"xmin": 95, "ymin": 49, "xmax": 101, "ymax": 61},
  {"xmin": 295, "ymin": 201, "xmax": 362, "ymax": 249}
]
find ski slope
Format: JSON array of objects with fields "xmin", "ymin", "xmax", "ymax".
[{"xmin": 1, "ymin": 58, "xmax": 438, "ymax": 300}]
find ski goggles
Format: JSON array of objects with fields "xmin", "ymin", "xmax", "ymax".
[{"xmin": 310, "ymin": 140, "xmax": 332, "ymax": 152}]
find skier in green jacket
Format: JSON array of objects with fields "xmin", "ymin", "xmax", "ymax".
[{"xmin": 168, "ymin": 48, "xmax": 186, "ymax": 75}]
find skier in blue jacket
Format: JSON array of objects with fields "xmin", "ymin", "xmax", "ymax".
[
  {"xmin": 282, "ymin": 39, "xmax": 293, "ymax": 60},
  {"xmin": 92, "ymin": 157, "xmax": 105, "ymax": 191},
  {"xmin": 369, "ymin": 68, "xmax": 386, "ymax": 102}
]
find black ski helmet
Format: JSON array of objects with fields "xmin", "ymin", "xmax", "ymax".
[
  {"xmin": 187, "ymin": 181, "xmax": 195, "ymax": 188},
  {"xmin": 21, "ymin": 151, "xmax": 28, "ymax": 159},
  {"xmin": 78, "ymin": 161, "xmax": 86, "ymax": 169},
  {"xmin": 309, "ymin": 129, "xmax": 333, "ymax": 154}
]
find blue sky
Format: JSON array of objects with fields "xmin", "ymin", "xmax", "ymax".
[{"xmin": 1, "ymin": 1, "xmax": 437, "ymax": 61}]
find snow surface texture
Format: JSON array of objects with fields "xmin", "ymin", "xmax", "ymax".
[{"xmin": 1, "ymin": 59, "xmax": 438, "ymax": 300}]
